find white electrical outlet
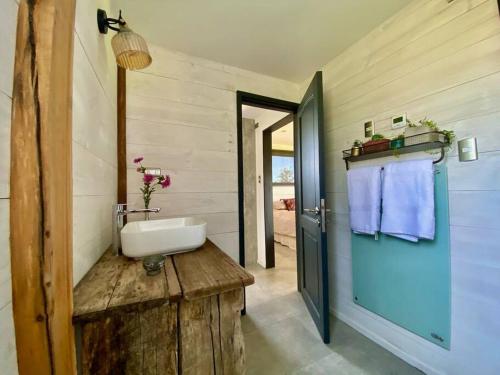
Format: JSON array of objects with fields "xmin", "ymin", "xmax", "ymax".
[{"xmin": 392, "ymin": 114, "xmax": 407, "ymax": 129}]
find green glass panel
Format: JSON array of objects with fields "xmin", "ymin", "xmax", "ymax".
[{"xmin": 352, "ymin": 164, "xmax": 451, "ymax": 349}]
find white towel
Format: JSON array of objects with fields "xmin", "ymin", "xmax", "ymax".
[
  {"xmin": 381, "ymin": 160, "xmax": 435, "ymax": 242},
  {"xmin": 347, "ymin": 166, "xmax": 382, "ymax": 236}
]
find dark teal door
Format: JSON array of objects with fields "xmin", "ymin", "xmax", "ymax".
[{"xmin": 295, "ymin": 72, "xmax": 330, "ymax": 343}]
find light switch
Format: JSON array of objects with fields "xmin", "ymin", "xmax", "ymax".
[
  {"xmin": 458, "ymin": 137, "xmax": 478, "ymax": 162},
  {"xmin": 364, "ymin": 120, "xmax": 374, "ymax": 138}
]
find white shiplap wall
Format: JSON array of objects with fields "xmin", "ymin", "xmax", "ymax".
[
  {"xmin": 0, "ymin": 0, "xmax": 19, "ymax": 373},
  {"xmin": 72, "ymin": 0, "xmax": 118, "ymax": 285},
  {"xmin": 126, "ymin": 46, "xmax": 300, "ymax": 260},
  {"xmin": 316, "ymin": 0, "xmax": 500, "ymax": 374}
]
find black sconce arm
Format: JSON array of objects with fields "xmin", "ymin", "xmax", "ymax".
[{"xmin": 97, "ymin": 9, "xmax": 126, "ymax": 34}]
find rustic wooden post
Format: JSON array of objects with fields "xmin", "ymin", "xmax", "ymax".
[
  {"xmin": 117, "ymin": 66, "xmax": 127, "ymax": 205},
  {"xmin": 10, "ymin": 0, "xmax": 77, "ymax": 373}
]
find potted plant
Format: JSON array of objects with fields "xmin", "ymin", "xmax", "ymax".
[
  {"xmin": 390, "ymin": 134, "xmax": 405, "ymax": 150},
  {"xmin": 351, "ymin": 139, "xmax": 363, "ymax": 156},
  {"xmin": 404, "ymin": 118, "xmax": 455, "ymax": 147},
  {"xmin": 363, "ymin": 134, "xmax": 390, "ymax": 154}
]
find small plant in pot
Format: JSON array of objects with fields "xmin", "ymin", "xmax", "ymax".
[
  {"xmin": 390, "ymin": 134, "xmax": 405, "ymax": 150},
  {"xmin": 351, "ymin": 140, "xmax": 363, "ymax": 156},
  {"xmin": 405, "ymin": 118, "xmax": 455, "ymax": 147},
  {"xmin": 363, "ymin": 134, "xmax": 390, "ymax": 154}
]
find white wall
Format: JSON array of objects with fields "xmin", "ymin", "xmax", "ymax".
[
  {"xmin": 272, "ymin": 185, "xmax": 295, "ymax": 202},
  {"xmin": 125, "ymin": 46, "xmax": 299, "ymax": 261},
  {"xmin": 0, "ymin": 0, "xmax": 19, "ymax": 372},
  {"xmin": 316, "ymin": 0, "xmax": 500, "ymax": 374},
  {"xmin": 72, "ymin": 0, "xmax": 119, "ymax": 285},
  {"xmin": 242, "ymin": 118, "xmax": 258, "ymax": 265}
]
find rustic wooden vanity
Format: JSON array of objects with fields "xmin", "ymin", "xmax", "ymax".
[{"xmin": 73, "ymin": 240, "xmax": 254, "ymax": 374}]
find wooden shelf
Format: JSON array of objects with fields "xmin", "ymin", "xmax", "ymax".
[{"xmin": 342, "ymin": 132, "xmax": 450, "ymax": 170}]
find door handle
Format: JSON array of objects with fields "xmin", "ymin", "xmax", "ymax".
[{"xmin": 304, "ymin": 206, "xmax": 320, "ymax": 215}]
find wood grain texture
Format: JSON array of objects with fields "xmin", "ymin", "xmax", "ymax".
[
  {"xmin": 178, "ymin": 289, "xmax": 246, "ymax": 375},
  {"xmin": 108, "ymin": 257, "xmax": 168, "ymax": 311},
  {"xmin": 117, "ymin": 66, "xmax": 127, "ymax": 205},
  {"xmin": 73, "ymin": 249, "xmax": 129, "ymax": 319},
  {"xmin": 73, "ymin": 249, "xmax": 178, "ymax": 323},
  {"xmin": 165, "ymin": 256, "xmax": 182, "ymax": 302},
  {"xmin": 173, "ymin": 240, "xmax": 254, "ymax": 301},
  {"xmin": 80, "ymin": 304, "xmax": 178, "ymax": 375},
  {"xmin": 10, "ymin": 0, "xmax": 77, "ymax": 373},
  {"xmin": 73, "ymin": 242, "xmax": 253, "ymax": 321},
  {"xmin": 209, "ymin": 295, "xmax": 223, "ymax": 374},
  {"xmin": 219, "ymin": 289, "xmax": 245, "ymax": 374},
  {"xmin": 78, "ymin": 289, "xmax": 247, "ymax": 375},
  {"xmin": 179, "ymin": 298, "xmax": 217, "ymax": 375},
  {"xmin": 75, "ymin": 244, "xmax": 250, "ymax": 374}
]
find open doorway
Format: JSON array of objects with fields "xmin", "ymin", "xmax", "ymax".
[
  {"xmin": 236, "ymin": 92, "xmax": 298, "ymax": 270},
  {"xmin": 263, "ymin": 115, "xmax": 296, "ymax": 269},
  {"xmin": 239, "ymin": 104, "xmax": 296, "ymax": 271},
  {"xmin": 237, "ymin": 92, "xmax": 300, "ymax": 319}
]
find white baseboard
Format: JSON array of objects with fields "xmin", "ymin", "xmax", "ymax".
[{"xmin": 331, "ymin": 307, "xmax": 444, "ymax": 375}]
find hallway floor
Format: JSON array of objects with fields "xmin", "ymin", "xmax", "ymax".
[{"xmin": 243, "ymin": 244, "xmax": 423, "ymax": 375}]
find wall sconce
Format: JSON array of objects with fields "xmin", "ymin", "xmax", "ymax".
[{"xmin": 97, "ymin": 9, "xmax": 152, "ymax": 70}]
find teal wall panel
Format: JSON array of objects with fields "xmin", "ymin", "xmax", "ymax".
[{"xmin": 351, "ymin": 165, "xmax": 451, "ymax": 349}]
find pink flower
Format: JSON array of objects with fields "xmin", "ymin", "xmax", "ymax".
[
  {"xmin": 133, "ymin": 156, "xmax": 144, "ymax": 164},
  {"xmin": 143, "ymin": 174, "xmax": 154, "ymax": 184},
  {"xmin": 160, "ymin": 175, "xmax": 171, "ymax": 188}
]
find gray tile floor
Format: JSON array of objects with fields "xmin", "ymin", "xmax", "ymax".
[{"xmin": 243, "ymin": 244, "xmax": 423, "ymax": 375}]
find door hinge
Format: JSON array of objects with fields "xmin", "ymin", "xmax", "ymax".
[{"xmin": 320, "ymin": 198, "xmax": 330, "ymax": 233}]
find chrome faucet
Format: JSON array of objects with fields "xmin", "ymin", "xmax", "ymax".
[{"xmin": 112, "ymin": 203, "xmax": 161, "ymax": 255}]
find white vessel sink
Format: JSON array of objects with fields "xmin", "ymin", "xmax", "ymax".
[{"xmin": 121, "ymin": 217, "xmax": 207, "ymax": 258}]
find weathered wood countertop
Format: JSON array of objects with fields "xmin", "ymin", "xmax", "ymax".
[{"xmin": 73, "ymin": 240, "xmax": 254, "ymax": 322}]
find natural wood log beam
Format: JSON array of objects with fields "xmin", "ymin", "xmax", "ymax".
[
  {"xmin": 10, "ymin": 0, "xmax": 76, "ymax": 373},
  {"xmin": 117, "ymin": 66, "xmax": 127, "ymax": 205}
]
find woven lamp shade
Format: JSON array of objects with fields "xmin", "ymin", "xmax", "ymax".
[{"xmin": 111, "ymin": 24, "xmax": 152, "ymax": 70}]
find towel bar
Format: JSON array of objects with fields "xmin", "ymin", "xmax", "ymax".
[{"xmin": 379, "ymin": 166, "xmax": 440, "ymax": 174}]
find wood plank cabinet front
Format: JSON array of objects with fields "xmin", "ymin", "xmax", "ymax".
[{"xmin": 73, "ymin": 241, "xmax": 254, "ymax": 375}]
